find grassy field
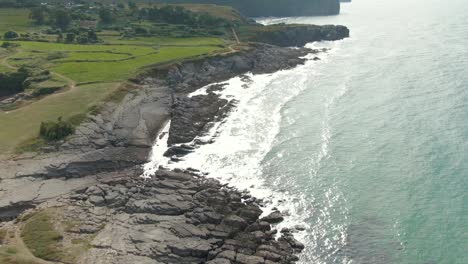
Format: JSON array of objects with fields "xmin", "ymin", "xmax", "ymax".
[
  {"xmin": 101, "ymin": 35, "xmax": 226, "ymax": 46},
  {"xmin": 0, "ymin": 83, "xmax": 119, "ymax": 153},
  {"xmin": 0, "ymin": 8, "xmax": 36, "ymax": 33},
  {"xmin": 6, "ymin": 41, "xmax": 224, "ymax": 83}
]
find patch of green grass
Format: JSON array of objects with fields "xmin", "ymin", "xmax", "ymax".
[
  {"xmin": 0, "ymin": 82, "xmax": 119, "ymax": 153},
  {"xmin": 15, "ymin": 137, "xmax": 47, "ymax": 154},
  {"xmin": 35, "ymin": 79, "xmax": 67, "ymax": 89},
  {"xmin": 0, "ymin": 228, "xmax": 7, "ymax": 243},
  {"xmin": 0, "ymin": 8, "xmax": 34, "ymax": 33},
  {"xmin": 0, "ymin": 63, "xmax": 14, "ymax": 73},
  {"xmin": 21, "ymin": 210, "xmax": 63, "ymax": 261},
  {"xmin": 101, "ymin": 36, "xmax": 225, "ymax": 46},
  {"xmin": 56, "ymin": 51, "xmax": 131, "ymax": 62},
  {"xmin": 10, "ymin": 41, "xmax": 222, "ymax": 83},
  {"xmin": 52, "ymin": 46, "xmax": 219, "ymax": 83},
  {"xmin": 0, "ymin": 246, "xmax": 42, "ymax": 264}
]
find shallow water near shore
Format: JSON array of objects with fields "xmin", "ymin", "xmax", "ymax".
[{"xmin": 145, "ymin": 0, "xmax": 468, "ymax": 263}]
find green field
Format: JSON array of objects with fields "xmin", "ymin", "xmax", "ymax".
[
  {"xmin": 100, "ymin": 35, "xmax": 226, "ymax": 46},
  {"xmin": 0, "ymin": 82, "xmax": 119, "ymax": 153},
  {"xmin": 5, "ymin": 41, "xmax": 223, "ymax": 83},
  {"xmin": 0, "ymin": 8, "xmax": 37, "ymax": 33}
]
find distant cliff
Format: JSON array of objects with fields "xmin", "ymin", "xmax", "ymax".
[
  {"xmin": 242, "ymin": 24, "xmax": 350, "ymax": 47},
  {"xmin": 152, "ymin": 0, "xmax": 341, "ymax": 17}
]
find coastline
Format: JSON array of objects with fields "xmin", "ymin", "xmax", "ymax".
[{"xmin": 0, "ymin": 27, "xmax": 348, "ymax": 263}]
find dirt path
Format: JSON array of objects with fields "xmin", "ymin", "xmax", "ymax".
[
  {"xmin": 231, "ymin": 27, "xmax": 241, "ymax": 44},
  {"xmin": 51, "ymin": 71, "xmax": 76, "ymax": 91}
]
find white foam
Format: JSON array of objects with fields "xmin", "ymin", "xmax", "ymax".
[
  {"xmin": 142, "ymin": 40, "xmax": 345, "ymax": 263},
  {"xmin": 142, "ymin": 121, "xmax": 171, "ymax": 179}
]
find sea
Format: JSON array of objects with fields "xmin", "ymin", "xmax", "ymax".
[{"xmin": 144, "ymin": 0, "xmax": 468, "ymax": 263}]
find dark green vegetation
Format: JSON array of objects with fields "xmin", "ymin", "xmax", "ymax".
[
  {"xmin": 151, "ymin": 0, "xmax": 341, "ymax": 17},
  {"xmin": 0, "ymin": 66, "xmax": 28, "ymax": 96},
  {"xmin": 2, "ymin": 1, "xmax": 244, "ymax": 40},
  {"xmin": 3, "ymin": 30, "xmax": 19, "ymax": 39},
  {"xmin": 39, "ymin": 117, "xmax": 74, "ymax": 141}
]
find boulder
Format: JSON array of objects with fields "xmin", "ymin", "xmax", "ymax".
[{"xmin": 261, "ymin": 211, "xmax": 284, "ymax": 224}]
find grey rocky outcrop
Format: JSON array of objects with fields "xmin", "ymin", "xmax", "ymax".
[
  {"xmin": 165, "ymin": 44, "xmax": 314, "ymax": 147},
  {"xmin": 254, "ymin": 25, "xmax": 350, "ymax": 47},
  {"xmin": 52, "ymin": 168, "xmax": 304, "ymax": 264}
]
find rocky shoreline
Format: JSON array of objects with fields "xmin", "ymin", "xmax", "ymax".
[
  {"xmin": 0, "ymin": 25, "xmax": 349, "ymax": 263},
  {"xmin": 28, "ymin": 168, "xmax": 305, "ymax": 264}
]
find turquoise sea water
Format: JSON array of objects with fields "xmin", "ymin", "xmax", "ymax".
[
  {"xmin": 147, "ymin": 0, "xmax": 468, "ymax": 263},
  {"xmin": 259, "ymin": 0, "xmax": 468, "ymax": 263}
]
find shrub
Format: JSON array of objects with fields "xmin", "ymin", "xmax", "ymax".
[
  {"xmin": 39, "ymin": 117, "xmax": 74, "ymax": 141},
  {"xmin": 87, "ymin": 30, "xmax": 98, "ymax": 43},
  {"xmin": 47, "ymin": 51, "xmax": 67, "ymax": 60},
  {"xmin": 76, "ymin": 34, "xmax": 89, "ymax": 44},
  {"xmin": 32, "ymin": 87, "xmax": 61, "ymax": 97},
  {"xmin": 1, "ymin": 41, "xmax": 19, "ymax": 48},
  {"xmin": 134, "ymin": 27, "xmax": 148, "ymax": 35},
  {"xmin": 0, "ymin": 66, "xmax": 29, "ymax": 96},
  {"xmin": 98, "ymin": 9, "xmax": 114, "ymax": 24},
  {"xmin": 65, "ymin": 33, "xmax": 75, "ymax": 43},
  {"xmin": 3, "ymin": 31, "xmax": 19, "ymax": 39}
]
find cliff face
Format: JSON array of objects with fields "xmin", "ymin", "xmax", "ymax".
[{"xmin": 153, "ymin": 0, "xmax": 341, "ymax": 17}]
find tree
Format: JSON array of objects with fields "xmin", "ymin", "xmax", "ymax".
[
  {"xmin": 52, "ymin": 9, "xmax": 71, "ymax": 30},
  {"xmin": 76, "ymin": 34, "xmax": 89, "ymax": 44},
  {"xmin": 3, "ymin": 31, "xmax": 19, "ymax": 39},
  {"xmin": 65, "ymin": 32, "xmax": 75, "ymax": 43},
  {"xmin": 99, "ymin": 9, "xmax": 113, "ymax": 24},
  {"xmin": 29, "ymin": 7, "xmax": 46, "ymax": 25},
  {"xmin": 87, "ymin": 30, "xmax": 98, "ymax": 43},
  {"xmin": 128, "ymin": 1, "xmax": 137, "ymax": 10},
  {"xmin": 56, "ymin": 33, "xmax": 63, "ymax": 43}
]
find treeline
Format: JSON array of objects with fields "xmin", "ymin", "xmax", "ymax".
[
  {"xmin": 30, "ymin": 7, "xmax": 82, "ymax": 29},
  {"xmin": 0, "ymin": 0, "xmax": 37, "ymax": 8},
  {"xmin": 149, "ymin": 0, "xmax": 340, "ymax": 17},
  {"xmin": 28, "ymin": 4, "xmax": 230, "ymax": 29},
  {"xmin": 139, "ymin": 6, "xmax": 230, "ymax": 27}
]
